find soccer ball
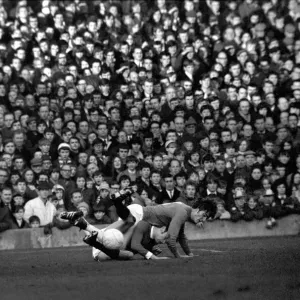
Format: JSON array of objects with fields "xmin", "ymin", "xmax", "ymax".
[{"xmin": 102, "ymin": 229, "xmax": 124, "ymax": 250}]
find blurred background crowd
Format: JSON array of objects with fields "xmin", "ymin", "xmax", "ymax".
[{"xmin": 1, "ymin": 0, "xmax": 300, "ymax": 234}]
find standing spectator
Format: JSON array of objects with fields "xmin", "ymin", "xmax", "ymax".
[
  {"xmin": 156, "ymin": 173, "xmax": 180, "ymax": 204},
  {"xmin": 0, "ymin": 195, "xmax": 12, "ymax": 232},
  {"xmin": 230, "ymin": 190, "xmax": 254, "ymax": 222},
  {"xmin": 24, "ymin": 182, "xmax": 56, "ymax": 226},
  {"xmin": 10, "ymin": 205, "xmax": 29, "ymax": 229}
]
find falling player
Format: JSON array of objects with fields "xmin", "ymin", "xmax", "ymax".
[
  {"xmin": 62, "ymin": 188, "xmax": 216, "ymax": 259},
  {"xmin": 62, "ymin": 200, "xmax": 170, "ymax": 261}
]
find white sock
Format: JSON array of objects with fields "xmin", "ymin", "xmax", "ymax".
[{"xmin": 86, "ymin": 224, "xmax": 99, "ymax": 232}]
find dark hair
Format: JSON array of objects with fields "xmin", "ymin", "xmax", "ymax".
[
  {"xmin": 193, "ymin": 200, "xmax": 217, "ymax": 219},
  {"xmin": 118, "ymin": 174, "xmax": 131, "ymax": 184},
  {"xmin": 29, "ymin": 215, "xmax": 40, "ymax": 224},
  {"xmin": 71, "ymin": 189, "xmax": 82, "ymax": 197},
  {"xmin": 12, "ymin": 205, "xmax": 24, "ymax": 214}
]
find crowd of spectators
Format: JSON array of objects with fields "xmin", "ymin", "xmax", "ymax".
[{"xmin": 1, "ymin": 0, "xmax": 300, "ymax": 235}]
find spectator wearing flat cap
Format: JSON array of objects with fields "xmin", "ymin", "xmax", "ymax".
[
  {"xmin": 30, "ymin": 157, "xmax": 43, "ymax": 176},
  {"xmin": 91, "ymin": 181, "xmax": 117, "ymax": 223},
  {"xmin": 184, "ymin": 116, "xmax": 198, "ymax": 139},
  {"xmin": 24, "ymin": 181, "xmax": 56, "ymax": 226}
]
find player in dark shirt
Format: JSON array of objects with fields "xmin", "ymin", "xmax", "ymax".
[
  {"xmin": 62, "ymin": 203, "xmax": 169, "ymax": 261},
  {"xmin": 62, "ymin": 188, "xmax": 216, "ymax": 259}
]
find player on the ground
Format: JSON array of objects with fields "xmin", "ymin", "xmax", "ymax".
[
  {"xmin": 62, "ymin": 187, "xmax": 216, "ymax": 259},
  {"xmin": 62, "ymin": 200, "xmax": 170, "ymax": 261}
]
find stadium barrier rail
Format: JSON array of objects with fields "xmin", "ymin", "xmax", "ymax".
[{"xmin": 0, "ymin": 215, "xmax": 300, "ymax": 250}]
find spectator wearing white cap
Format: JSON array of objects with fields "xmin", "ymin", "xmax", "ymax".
[{"xmin": 54, "ymin": 143, "xmax": 73, "ymax": 169}]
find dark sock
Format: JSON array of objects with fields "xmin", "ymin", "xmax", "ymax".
[
  {"xmin": 93, "ymin": 240, "xmax": 120, "ymax": 259},
  {"xmin": 115, "ymin": 202, "xmax": 131, "ymax": 220},
  {"xmin": 111, "ymin": 194, "xmax": 131, "ymax": 220},
  {"xmin": 75, "ymin": 217, "xmax": 87, "ymax": 230},
  {"xmin": 84, "ymin": 232, "xmax": 120, "ymax": 259}
]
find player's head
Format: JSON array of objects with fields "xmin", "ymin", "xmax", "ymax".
[
  {"xmin": 152, "ymin": 226, "xmax": 169, "ymax": 244},
  {"xmin": 190, "ymin": 200, "xmax": 217, "ymax": 224}
]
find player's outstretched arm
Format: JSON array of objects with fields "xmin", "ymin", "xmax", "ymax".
[
  {"xmin": 166, "ymin": 214, "xmax": 190, "ymax": 258},
  {"xmin": 177, "ymin": 225, "xmax": 193, "ymax": 257},
  {"xmin": 130, "ymin": 221, "xmax": 169, "ymax": 260}
]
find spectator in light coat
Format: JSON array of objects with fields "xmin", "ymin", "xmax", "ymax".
[{"xmin": 24, "ymin": 182, "xmax": 56, "ymax": 226}]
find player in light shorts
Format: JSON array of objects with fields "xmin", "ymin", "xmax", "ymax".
[
  {"xmin": 92, "ymin": 203, "xmax": 144, "ymax": 261},
  {"xmin": 62, "ymin": 187, "xmax": 216, "ymax": 259},
  {"xmin": 62, "ymin": 198, "xmax": 169, "ymax": 261}
]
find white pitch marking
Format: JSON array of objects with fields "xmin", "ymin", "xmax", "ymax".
[{"xmin": 191, "ymin": 248, "xmax": 224, "ymax": 253}]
